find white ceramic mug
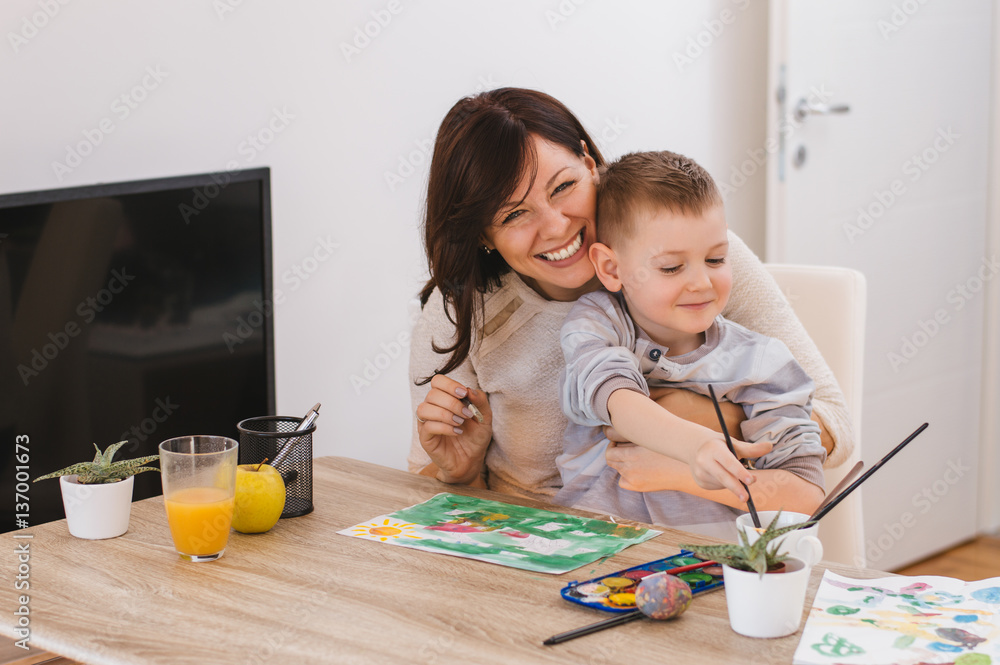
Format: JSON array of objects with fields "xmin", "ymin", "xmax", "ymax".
[
  {"xmin": 735, "ymin": 510, "xmax": 823, "ymax": 567},
  {"xmin": 723, "ymin": 555, "xmax": 812, "ymax": 638}
]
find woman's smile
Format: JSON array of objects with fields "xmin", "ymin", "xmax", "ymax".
[{"xmin": 537, "ymin": 229, "xmax": 586, "ymax": 263}]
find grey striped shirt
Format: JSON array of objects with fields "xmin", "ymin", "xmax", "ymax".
[{"xmin": 556, "ymin": 289, "xmax": 826, "ymax": 535}]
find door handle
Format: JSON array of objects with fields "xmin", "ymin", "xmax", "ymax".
[{"xmin": 793, "ymin": 98, "xmax": 850, "ymax": 122}]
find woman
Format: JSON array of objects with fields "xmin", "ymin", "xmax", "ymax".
[{"xmin": 409, "ymin": 88, "xmax": 853, "ymax": 514}]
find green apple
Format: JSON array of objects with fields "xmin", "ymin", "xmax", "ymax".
[{"xmin": 232, "ymin": 462, "xmax": 286, "ymax": 534}]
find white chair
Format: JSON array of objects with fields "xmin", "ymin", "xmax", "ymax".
[{"xmin": 764, "ymin": 264, "xmax": 867, "ymax": 567}]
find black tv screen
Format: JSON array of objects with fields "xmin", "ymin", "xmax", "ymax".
[{"xmin": 0, "ymin": 168, "xmax": 275, "ymax": 532}]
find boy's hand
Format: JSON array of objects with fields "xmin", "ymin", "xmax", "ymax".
[{"xmin": 688, "ymin": 434, "xmax": 772, "ymax": 502}]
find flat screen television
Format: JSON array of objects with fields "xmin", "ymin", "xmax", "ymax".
[{"xmin": 0, "ymin": 168, "xmax": 275, "ymax": 532}]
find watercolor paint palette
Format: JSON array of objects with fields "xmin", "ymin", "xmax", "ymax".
[{"xmin": 560, "ymin": 550, "xmax": 724, "ymax": 613}]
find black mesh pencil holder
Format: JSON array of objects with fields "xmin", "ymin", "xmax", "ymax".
[{"xmin": 237, "ymin": 416, "xmax": 315, "ymax": 518}]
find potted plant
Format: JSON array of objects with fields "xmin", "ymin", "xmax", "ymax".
[
  {"xmin": 680, "ymin": 512, "xmax": 820, "ymax": 638},
  {"xmin": 34, "ymin": 441, "xmax": 159, "ymax": 540}
]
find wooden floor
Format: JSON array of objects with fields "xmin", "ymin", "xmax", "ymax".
[
  {"xmin": 2, "ymin": 536, "xmax": 996, "ymax": 665},
  {"xmin": 893, "ymin": 534, "xmax": 1000, "ymax": 581}
]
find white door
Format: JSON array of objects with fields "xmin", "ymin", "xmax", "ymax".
[{"xmin": 767, "ymin": 0, "xmax": 993, "ymax": 570}]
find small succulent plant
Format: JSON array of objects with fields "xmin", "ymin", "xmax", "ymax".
[
  {"xmin": 680, "ymin": 511, "xmax": 815, "ymax": 578},
  {"xmin": 34, "ymin": 441, "xmax": 160, "ymax": 485}
]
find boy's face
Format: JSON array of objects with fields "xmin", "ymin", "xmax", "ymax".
[{"xmin": 601, "ymin": 204, "xmax": 732, "ymax": 351}]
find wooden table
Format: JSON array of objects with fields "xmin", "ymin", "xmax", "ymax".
[{"xmin": 1, "ymin": 456, "xmax": 888, "ymax": 664}]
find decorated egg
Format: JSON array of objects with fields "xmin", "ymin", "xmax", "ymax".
[{"xmin": 635, "ymin": 573, "xmax": 693, "ymax": 620}]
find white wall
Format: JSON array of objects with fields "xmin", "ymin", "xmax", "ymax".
[{"xmin": 1, "ymin": 1, "xmax": 769, "ymax": 469}]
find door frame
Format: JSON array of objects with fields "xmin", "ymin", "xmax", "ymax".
[{"xmin": 981, "ymin": 6, "xmax": 1000, "ymax": 534}]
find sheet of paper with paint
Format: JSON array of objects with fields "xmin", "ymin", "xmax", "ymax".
[
  {"xmin": 338, "ymin": 493, "xmax": 659, "ymax": 574},
  {"xmin": 792, "ymin": 570, "xmax": 1000, "ymax": 665}
]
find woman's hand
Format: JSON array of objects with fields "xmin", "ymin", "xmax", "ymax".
[
  {"xmin": 606, "ymin": 443, "xmax": 690, "ymax": 491},
  {"xmin": 415, "ymin": 374, "xmax": 492, "ymax": 485}
]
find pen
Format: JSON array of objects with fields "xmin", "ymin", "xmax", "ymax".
[{"xmin": 272, "ymin": 403, "xmax": 321, "ymax": 467}]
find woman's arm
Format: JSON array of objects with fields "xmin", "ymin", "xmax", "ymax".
[
  {"xmin": 607, "ymin": 389, "xmax": 830, "ymax": 495},
  {"xmin": 607, "ymin": 445, "xmax": 824, "ymax": 514},
  {"xmin": 606, "ymin": 389, "xmax": 773, "ymax": 502}
]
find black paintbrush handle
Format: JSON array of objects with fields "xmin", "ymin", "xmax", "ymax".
[
  {"xmin": 543, "ymin": 611, "xmax": 643, "ymax": 645},
  {"xmin": 810, "ymin": 422, "xmax": 929, "ymax": 524},
  {"xmin": 708, "ymin": 385, "xmax": 761, "ymax": 528}
]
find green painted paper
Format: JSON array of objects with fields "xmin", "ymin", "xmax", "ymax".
[{"xmin": 338, "ymin": 493, "xmax": 659, "ymax": 574}]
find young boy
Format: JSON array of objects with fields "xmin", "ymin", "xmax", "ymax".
[{"xmin": 556, "ymin": 150, "xmax": 826, "ymax": 536}]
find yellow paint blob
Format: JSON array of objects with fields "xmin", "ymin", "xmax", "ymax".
[{"xmin": 609, "ymin": 593, "xmax": 636, "ymax": 607}]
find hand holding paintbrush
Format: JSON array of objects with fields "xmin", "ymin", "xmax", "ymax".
[{"xmin": 708, "ymin": 384, "xmax": 761, "ymax": 527}]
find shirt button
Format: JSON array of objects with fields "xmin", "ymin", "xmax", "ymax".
[{"xmin": 649, "ymin": 348, "xmax": 662, "ymax": 360}]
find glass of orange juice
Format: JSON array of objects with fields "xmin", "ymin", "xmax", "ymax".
[{"xmin": 159, "ymin": 436, "xmax": 238, "ymax": 562}]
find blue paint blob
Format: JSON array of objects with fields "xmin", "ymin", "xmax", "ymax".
[
  {"xmin": 927, "ymin": 642, "xmax": 963, "ymax": 653},
  {"xmin": 954, "ymin": 614, "xmax": 979, "ymax": 623},
  {"xmin": 970, "ymin": 587, "xmax": 1000, "ymax": 604}
]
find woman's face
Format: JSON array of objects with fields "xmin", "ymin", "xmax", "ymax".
[{"xmin": 482, "ymin": 135, "xmax": 600, "ymax": 302}]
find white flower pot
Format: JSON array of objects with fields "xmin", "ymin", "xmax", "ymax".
[
  {"xmin": 722, "ymin": 556, "xmax": 812, "ymax": 638},
  {"xmin": 59, "ymin": 475, "xmax": 134, "ymax": 539}
]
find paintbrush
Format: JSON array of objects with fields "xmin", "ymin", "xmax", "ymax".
[
  {"xmin": 809, "ymin": 423, "xmax": 928, "ymax": 525},
  {"xmin": 807, "ymin": 460, "xmax": 863, "ymax": 522},
  {"xmin": 460, "ymin": 395, "xmax": 484, "ymax": 423},
  {"xmin": 542, "ymin": 560, "xmax": 718, "ymax": 645},
  {"xmin": 707, "ymin": 385, "xmax": 760, "ymax": 528}
]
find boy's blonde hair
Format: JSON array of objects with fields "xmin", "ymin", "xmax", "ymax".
[{"xmin": 596, "ymin": 150, "xmax": 722, "ymax": 249}]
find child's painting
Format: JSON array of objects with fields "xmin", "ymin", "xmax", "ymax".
[
  {"xmin": 339, "ymin": 493, "xmax": 659, "ymax": 574},
  {"xmin": 793, "ymin": 570, "xmax": 1000, "ymax": 665}
]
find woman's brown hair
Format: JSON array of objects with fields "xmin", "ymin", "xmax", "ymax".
[{"xmin": 417, "ymin": 88, "xmax": 605, "ymax": 384}]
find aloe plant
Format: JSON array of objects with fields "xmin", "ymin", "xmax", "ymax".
[
  {"xmin": 34, "ymin": 441, "xmax": 159, "ymax": 485},
  {"xmin": 680, "ymin": 511, "xmax": 815, "ymax": 578}
]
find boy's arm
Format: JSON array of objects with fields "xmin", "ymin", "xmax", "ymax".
[{"xmin": 560, "ymin": 295, "xmax": 648, "ymax": 427}]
